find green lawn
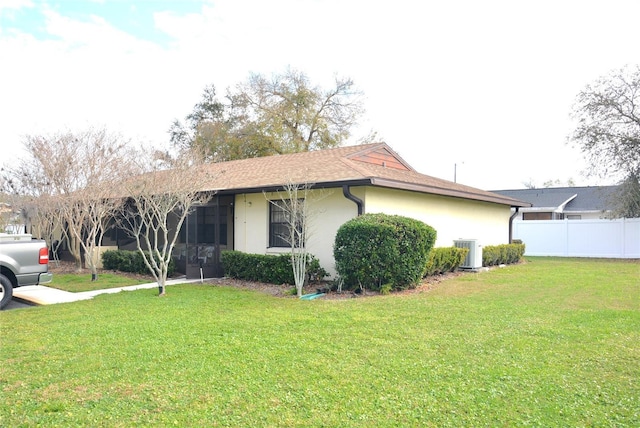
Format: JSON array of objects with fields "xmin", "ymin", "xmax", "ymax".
[
  {"xmin": 48, "ymin": 272, "xmax": 152, "ymax": 292},
  {"xmin": 1, "ymin": 257, "xmax": 638, "ymax": 427}
]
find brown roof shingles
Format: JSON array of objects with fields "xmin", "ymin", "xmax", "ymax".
[{"xmin": 200, "ymin": 143, "xmax": 530, "ymax": 208}]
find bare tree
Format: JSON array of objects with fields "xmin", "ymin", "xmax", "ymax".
[
  {"xmin": 267, "ymin": 181, "xmax": 328, "ymax": 297},
  {"xmin": 569, "ymin": 64, "xmax": 640, "ymax": 180},
  {"xmin": 1, "ymin": 128, "xmax": 133, "ymax": 276},
  {"xmin": 19, "ymin": 194, "xmax": 66, "ymax": 266},
  {"xmin": 116, "ymin": 149, "xmax": 217, "ymax": 295},
  {"xmin": 569, "ymin": 64, "xmax": 640, "ymax": 214}
]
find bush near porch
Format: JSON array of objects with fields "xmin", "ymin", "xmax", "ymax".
[
  {"xmin": 221, "ymin": 251, "xmax": 327, "ymax": 285},
  {"xmin": 101, "ymin": 249, "xmax": 176, "ymax": 277}
]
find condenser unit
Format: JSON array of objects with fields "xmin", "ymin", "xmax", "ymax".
[{"xmin": 454, "ymin": 239, "xmax": 483, "ymax": 269}]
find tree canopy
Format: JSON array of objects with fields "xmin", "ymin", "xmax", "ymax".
[
  {"xmin": 569, "ymin": 64, "xmax": 640, "ymax": 217},
  {"xmin": 1, "ymin": 128, "xmax": 135, "ymax": 273},
  {"xmin": 170, "ymin": 68, "xmax": 364, "ymax": 162},
  {"xmin": 569, "ymin": 65, "xmax": 640, "ymax": 179}
]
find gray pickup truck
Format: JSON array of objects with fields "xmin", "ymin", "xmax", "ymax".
[{"xmin": 0, "ymin": 234, "xmax": 53, "ymax": 309}]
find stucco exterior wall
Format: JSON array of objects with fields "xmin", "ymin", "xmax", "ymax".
[
  {"xmin": 233, "ymin": 186, "xmax": 512, "ymax": 277},
  {"xmin": 233, "ymin": 189, "xmax": 360, "ymax": 276},
  {"xmin": 362, "ymin": 187, "xmax": 512, "ymax": 247}
]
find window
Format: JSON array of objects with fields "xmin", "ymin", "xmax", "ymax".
[
  {"xmin": 269, "ymin": 199, "xmax": 304, "ymax": 247},
  {"xmin": 567, "ymin": 215, "xmax": 582, "ymax": 220},
  {"xmin": 523, "ymin": 212, "xmax": 552, "ymax": 220},
  {"xmin": 523, "ymin": 212, "xmax": 566, "ymax": 220}
]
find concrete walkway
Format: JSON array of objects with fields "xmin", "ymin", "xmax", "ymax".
[{"xmin": 12, "ymin": 277, "xmax": 205, "ymax": 306}]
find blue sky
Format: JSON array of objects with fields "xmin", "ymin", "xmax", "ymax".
[
  {"xmin": 1, "ymin": 0, "xmax": 202, "ymax": 43},
  {"xmin": 1, "ymin": 0, "xmax": 639, "ymax": 189}
]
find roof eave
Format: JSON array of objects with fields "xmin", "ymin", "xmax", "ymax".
[
  {"xmin": 207, "ymin": 176, "xmax": 532, "ymax": 208},
  {"xmin": 369, "ymin": 178, "xmax": 532, "ymax": 207}
]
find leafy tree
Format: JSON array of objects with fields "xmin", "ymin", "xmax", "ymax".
[
  {"xmin": 170, "ymin": 68, "xmax": 364, "ymax": 161},
  {"xmin": 569, "ymin": 65, "xmax": 640, "ymax": 215},
  {"xmin": 610, "ymin": 173, "xmax": 640, "ymax": 218},
  {"xmin": 169, "ymin": 84, "xmax": 230, "ymax": 160}
]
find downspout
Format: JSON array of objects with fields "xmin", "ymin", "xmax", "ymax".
[
  {"xmin": 509, "ymin": 207, "xmax": 520, "ymax": 243},
  {"xmin": 342, "ymin": 185, "xmax": 364, "ymax": 216}
]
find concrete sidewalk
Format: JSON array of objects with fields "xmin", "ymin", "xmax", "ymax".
[{"xmin": 12, "ymin": 277, "xmax": 205, "ymax": 306}]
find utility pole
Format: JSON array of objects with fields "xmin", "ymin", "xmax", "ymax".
[{"xmin": 454, "ymin": 162, "xmax": 464, "ymax": 183}]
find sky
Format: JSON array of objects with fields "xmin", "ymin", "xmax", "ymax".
[{"xmin": 1, "ymin": 0, "xmax": 639, "ymax": 191}]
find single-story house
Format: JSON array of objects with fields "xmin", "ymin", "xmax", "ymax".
[
  {"xmin": 107, "ymin": 143, "xmax": 530, "ymax": 278},
  {"xmin": 491, "ymin": 186, "xmax": 620, "ymax": 220}
]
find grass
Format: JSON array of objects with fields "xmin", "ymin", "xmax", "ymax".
[
  {"xmin": 1, "ymin": 257, "xmax": 638, "ymax": 426},
  {"xmin": 47, "ymin": 272, "xmax": 152, "ymax": 293}
]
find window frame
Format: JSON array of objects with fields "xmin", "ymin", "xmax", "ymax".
[{"xmin": 268, "ymin": 198, "xmax": 305, "ymax": 248}]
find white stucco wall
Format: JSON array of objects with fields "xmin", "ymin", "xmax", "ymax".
[
  {"xmin": 232, "ymin": 186, "xmax": 513, "ymax": 277},
  {"xmin": 362, "ymin": 187, "xmax": 512, "ymax": 247},
  {"xmin": 233, "ymin": 190, "xmax": 359, "ymax": 276}
]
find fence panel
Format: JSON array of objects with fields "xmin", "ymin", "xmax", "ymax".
[{"xmin": 513, "ymin": 218, "xmax": 640, "ymax": 258}]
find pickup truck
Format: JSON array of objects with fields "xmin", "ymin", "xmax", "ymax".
[{"xmin": 0, "ymin": 233, "xmax": 53, "ymax": 309}]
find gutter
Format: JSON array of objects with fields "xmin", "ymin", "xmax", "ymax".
[
  {"xmin": 342, "ymin": 185, "xmax": 364, "ymax": 216},
  {"xmin": 214, "ymin": 179, "xmax": 373, "ymax": 196}
]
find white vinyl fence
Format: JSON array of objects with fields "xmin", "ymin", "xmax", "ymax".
[{"xmin": 512, "ymin": 218, "xmax": 640, "ymax": 259}]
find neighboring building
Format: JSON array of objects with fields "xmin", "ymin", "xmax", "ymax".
[
  {"xmin": 491, "ymin": 186, "xmax": 639, "ymax": 258},
  {"xmin": 492, "ymin": 186, "xmax": 620, "ymax": 220},
  {"xmin": 0, "ymin": 201, "xmax": 25, "ymax": 234},
  {"xmin": 107, "ymin": 143, "xmax": 530, "ymax": 278}
]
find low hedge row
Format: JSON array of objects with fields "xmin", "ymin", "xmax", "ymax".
[
  {"xmin": 221, "ymin": 251, "xmax": 327, "ymax": 285},
  {"xmin": 424, "ymin": 246, "xmax": 469, "ymax": 277},
  {"xmin": 102, "ymin": 249, "xmax": 176, "ymax": 277},
  {"xmin": 482, "ymin": 243, "xmax": 526, "ymax": 266}
]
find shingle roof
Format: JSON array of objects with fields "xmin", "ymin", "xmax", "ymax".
[
  {"xmin": 200, "ymin": 143, "xmax": 530, "ymax": 207},
  {"xmin": 492, "ymin": 186, "xmax": 619, "ymax": 212}
]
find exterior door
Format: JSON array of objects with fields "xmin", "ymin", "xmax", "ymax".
[{"xmin": 184, "ymin": 201, "xmax": 230, "ymax": 279}]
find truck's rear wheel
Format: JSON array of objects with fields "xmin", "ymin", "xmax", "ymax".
[{"xmin": 0, "ymin": 274, "xmax": 13, "ymax": 309}]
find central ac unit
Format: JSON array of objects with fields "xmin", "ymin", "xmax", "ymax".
[{"xmin": 454, "ymin": 239, "xmax": 483, "ymax": 269}]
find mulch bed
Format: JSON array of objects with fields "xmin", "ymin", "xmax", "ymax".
[{"xmin": 49, "ymin": 260, "xmax": 464, "ymax": 300}]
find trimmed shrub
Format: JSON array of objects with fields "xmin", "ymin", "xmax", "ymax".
[
  {"xmin": 482, "ymin": 243, "xmax": 526, "ymax": 266},
  {"xmin": 424, "ymin": 246, "xmax": 469, "ymax": 277},
  {"xmin": 102, "ymin": 249, "xmax": 176, "ymax": 277},
  {"xmin": 333, "ymin": 213, "xmax": 437, "ymax": 291},
  {"xmin": 221, "ymin": 251, "xmax": 327, "ymax": 285}
]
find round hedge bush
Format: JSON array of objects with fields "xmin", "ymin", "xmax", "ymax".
[{"xmin": 333, "ymin": 213, "xmax": 436, "ymax": 291}]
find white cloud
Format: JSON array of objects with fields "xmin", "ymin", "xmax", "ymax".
[
  {"xmin": 0, "ymin": 0, "xmax": 33, "ymax": 14},
  {"xmin": 1, "ymin": 0, "xmax": 638, "ymax": 189}
]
